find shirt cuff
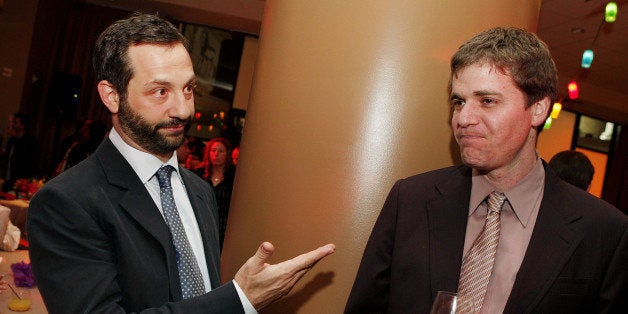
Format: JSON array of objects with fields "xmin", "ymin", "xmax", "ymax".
[{"xmin": 233, "ymin": 280, "xmax": 258, "ymax": 314}]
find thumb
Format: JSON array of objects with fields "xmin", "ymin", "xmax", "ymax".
[{"xmin": 252, "ymin": 242, "xmax": 275, "ymax": 267}]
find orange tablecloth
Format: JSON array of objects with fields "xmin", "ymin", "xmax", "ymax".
[{"xmin": 0, "ymin": 250, "xmax": 47, "ymax": 313}]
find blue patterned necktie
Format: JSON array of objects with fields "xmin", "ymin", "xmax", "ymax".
[{"xmin": 155, "ymin": 165, "xmax": 205, "ymax": 299}]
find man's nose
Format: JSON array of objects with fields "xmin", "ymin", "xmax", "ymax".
[
  {"xmin": 455, "ymin": 103, "xmax": 478, "ymax": 126},
  {"xmin": 169, "ymin": 92, "xmax": 193, "ymax": 119}
]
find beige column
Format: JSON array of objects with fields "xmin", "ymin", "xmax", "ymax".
[{"xmin": 221, "ymin": 1, "xmax": 541, "ymax": 312}]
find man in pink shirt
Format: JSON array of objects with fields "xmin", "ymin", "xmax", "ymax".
[{"xmin": 346, "ymin": 27, "xmax": 627, "ymax": 313}]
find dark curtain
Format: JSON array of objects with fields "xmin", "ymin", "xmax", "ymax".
[{"xmin": 20, "ymin": 0, "xmax": 129, "ymax": 177}]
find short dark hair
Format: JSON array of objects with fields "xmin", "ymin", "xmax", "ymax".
[
  {"xmin": 92, "ymin": 13, "xmax": 189, "ymax": 101},
  {"xmin": 449, "ymin": 27, "xmax": 558, "ymax": 133},
  {"xmin": 549, "ymin": 150, "xmax": 594, "ymax": 191}
]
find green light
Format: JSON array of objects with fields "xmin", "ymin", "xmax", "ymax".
[
  {"xmin": 606, "ymin": 2, "xmax": 618, "ymax": 23},
  {"xmin": 544, "ymin": 117, "xmax": 552, "ymax": 130}
]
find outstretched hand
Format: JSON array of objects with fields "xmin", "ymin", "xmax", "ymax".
[{"xmin": 234, "ymin": 242, "xmax": 335, "ymax": 310}]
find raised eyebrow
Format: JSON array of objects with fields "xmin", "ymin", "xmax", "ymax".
[
  {"xmin": 145, "ymin": 80, "xmax": 172, "ymax": 89},
  {"xmin": 144, "ymin": 76, "xmax": 197, "ymax": 89}
]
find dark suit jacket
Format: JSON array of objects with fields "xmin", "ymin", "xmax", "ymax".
[
  {"xmin": 27, "ymin": 139, "xmax": 245, "ymax": 313},
  {"xmin": 345, "ymin": 164, "xmax": 627, "ymax": 313}
]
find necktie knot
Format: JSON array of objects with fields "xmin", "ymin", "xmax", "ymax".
[
  {"xmin": 487, "ymin": 191, "xmax": 506, "ymax": 215},
  {"xmin": 156, "ymin": 165, "xmax": 175, "ymax": 188}
]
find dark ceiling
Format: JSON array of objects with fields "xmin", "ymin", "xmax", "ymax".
[{"xmin": 537, "ymin": 0, "xmax": 627, "ymax": 124}]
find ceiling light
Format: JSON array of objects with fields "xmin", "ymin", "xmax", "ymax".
[
  {"xmin": 551, "ymin": 103, "xmax": 562, "ymax": 119},
  {"xmin": 581, "ymin": 49, "xmax": 594, "ymax": 68},
  {"xmin": 605, "ymin": 2, "xmax": 618, "ymax": 23},
  {"xmin": 568, "ymin": 81, "xmax": 579, "ymax": 99}
]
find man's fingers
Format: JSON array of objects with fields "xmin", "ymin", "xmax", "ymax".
[
  {"xmin": 252, "ymin": 242, "xmax": 275, "ymax": 266},
  {"xmin": 283, "ymin": 243, "xmax": 336, "ymax": 272}
]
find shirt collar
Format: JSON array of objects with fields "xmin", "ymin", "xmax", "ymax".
[
  {"xmin": 470, "ymin": 156, "xmax": 545, "ymax": 227},
  {"xmin": 108, "ymin": 127, "xmax": 179, "ymax": 184}
]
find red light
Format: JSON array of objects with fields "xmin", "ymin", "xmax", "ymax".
[
  {"xmin": 568, "ymin": 81, "xmax": 578, "ymax": 99},
  {"xmin": 194, "ymin": 112, "xmax": 201, "ymax": 119},
  {"xmin": 196, "ymin": 125, "xmax": 202, "ymax": 131}
]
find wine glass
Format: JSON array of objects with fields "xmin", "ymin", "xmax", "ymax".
[{"xmin": 430, "ymin": 291, "xmax": 461, "ymax": 314}]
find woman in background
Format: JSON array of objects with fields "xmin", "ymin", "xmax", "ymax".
[
  {"xmin": 53, "ymin": 120, "xmax": 107, "ymax": 176},
  {"xmin": 193, "ymin": 138, "xmax": 235, "ymax": 250}
]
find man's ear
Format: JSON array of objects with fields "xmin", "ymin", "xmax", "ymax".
[
  {"xmin": 531, "ymin": 96, "xmax": 551, "ymax": 128},
  {"xmin": 97, "ymin": 80, "xmax": 120, "ymax": 114}
]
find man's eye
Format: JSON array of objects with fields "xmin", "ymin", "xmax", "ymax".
[
  {"xmin": 451, "ymin": 99, "xmax": 464, "ymax": 109},
  {"xmin": 153, "ymin": 89, "xmax": 167, "ymax": 97},
  {"xmin": 482, "ymin": 98, "xmax": 495, "ymax": 105}
]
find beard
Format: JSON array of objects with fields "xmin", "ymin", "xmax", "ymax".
[{"xmin": 118, "ymin": 98, "xmax": 190, "ymax": 156}]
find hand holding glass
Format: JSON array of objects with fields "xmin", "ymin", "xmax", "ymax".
[{"xmin": 430, "ymin": 291, "xmax": 462, "ymax": 314}]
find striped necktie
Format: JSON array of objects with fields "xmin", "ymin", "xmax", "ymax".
[{"xmin": 457, "ymin": 191, "xmax": 506, "ymax": 312}]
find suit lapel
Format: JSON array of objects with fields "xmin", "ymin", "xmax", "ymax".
[
  {"xmin": 95, "ymin": 139, "xmax": 181, "ymax": 297},
  {"xmin": 428, "ymin": 166, "xmax": 472, "ymax": 296},
  {"xmin": 505, "ymin": 164, "xmax": 584, "ymax": 312},
  {"xmin": 97, "ymin": 139, "xmax": 173, "ymax": 248}
]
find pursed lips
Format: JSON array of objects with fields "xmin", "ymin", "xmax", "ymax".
[{"xmin": 456, "ymin": 132, "xmax": 484, "ymax": 144}]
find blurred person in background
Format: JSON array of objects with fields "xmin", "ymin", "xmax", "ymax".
[
  {"xmin": 2, "ymin": 113, "xmax": 38, "ymax": 192},
  {"xmin": 232, "ymin": 146, "xmax": 240, "ymax": 166},
  {"xmin": 549, "ymin": 150, "xmax": 594, "ymax": 191},
  {"xmin": 52, "ymin": 120, "xmax": 108, "ymax": 177},
  {"xmin": 177, "ymin": 135, "xmax": 205, "ymax": 169},
  {"xmin": 193, "ymin": 138, "xmax": 235, "ymax": 250}
]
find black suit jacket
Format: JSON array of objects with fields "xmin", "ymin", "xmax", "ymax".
[
  {"xmin": 28, "ymin": 139, "xmax": 244, "ymax": 313},
  {"xmin": 345, "ymin": 164, "xmax": 627, "ymax": 313}
]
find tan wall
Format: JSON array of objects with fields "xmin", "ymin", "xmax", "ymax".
[
  {"xmin": 0, "ymin": 0, "xmax": 39, "ymax": 149},
  {"xmin": 537, "ymin": 110, "xmax": 576, "ymax": 161},
  {"xmin": 221, "ymin": 0, "xmax": 542, "ymax": 312}
]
